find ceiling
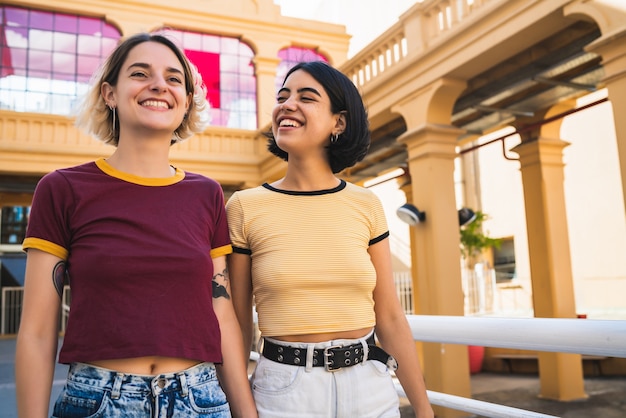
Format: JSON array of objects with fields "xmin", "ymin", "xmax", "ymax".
[{"xmin": 345, "ymin": 19, "xmax": 604, "ymax": 184}]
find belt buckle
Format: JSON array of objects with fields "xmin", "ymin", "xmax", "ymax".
[{"xmin": 324, "ymin": 345, "xmax": 342, "ymax": 371}]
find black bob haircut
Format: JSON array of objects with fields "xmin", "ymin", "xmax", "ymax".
[{"xmin": 266, "ymin": 61, "xmax": 371, "ymax": 174}]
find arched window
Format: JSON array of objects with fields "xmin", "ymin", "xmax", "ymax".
[
  {"xmin": 162, "ymin": 29, "xmax": 257, "ymax": 130},
  {"xmin": 0, "ymin": 5, "xmax": 120, "ymax": 115},
  {"xmin": 275, "ymin": 47, "xmax": 328, "ymax": 93}
]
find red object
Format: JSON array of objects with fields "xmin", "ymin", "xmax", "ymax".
[
  {"xmin": 184, "ymin": 49, "xmax": 220, "ymax": 108},
  {"xmin": 468, "ymin": 345, "xmax": 485, "ymax": 374},
  {"xmin": 1, "ymin": 11, "xmax": 14, "ymax": 77}
]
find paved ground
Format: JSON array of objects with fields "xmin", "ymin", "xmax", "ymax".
[
  {"xmin": 399, "ymin": 372, "xmax": 626, "ymax": 417},
  {"xmin": 2, "ymin": 336, "xmax": 625, "ymax": 417}
]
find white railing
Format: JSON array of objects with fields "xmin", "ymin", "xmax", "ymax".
[
  {"xmin": 406, "ymin": 315, "xmax": 626, "ymax": 357},
  {"xmin": 342, "ymin": 0, "xmax": 495, "ymax": 89},
  {"xmin": 401, "ymin": 315, "xmax": 626, "ymax": 417}
]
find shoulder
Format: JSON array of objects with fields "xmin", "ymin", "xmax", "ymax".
[
  {"xmin": 182, "ymin": 171, "xmax": 223, "ymax": 191},
  {"xmin": 228, "ymin": 185, "xmax": 267, "ymax": 201},
  {"xmin": 37, "ymin": 161, "xmax": 98, "ymax": 188},
  {"xmin": 342, "ymin": 181, "xmax": 380, "ymax": 202}
]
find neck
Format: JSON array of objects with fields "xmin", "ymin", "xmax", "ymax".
[
  {"xmin": 107, "ymin": 143, "xmax": 174, "ymax": 178},
  {"xmin": 275, "ymin": 165, "xmax": 339, "ymax": 191}
]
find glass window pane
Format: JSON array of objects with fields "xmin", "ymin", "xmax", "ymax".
[
  {"xmin": 158, "ymin": 27, "xmax": 257, "ymax": 129},
  {"xmin": 77, "ymin": 55, "xmax": 101, "ymax": 77},
  {"xmin": 0, "ymin": 5, "xmax": 121, "ymax": 116},
  {"xmin": 5, "ymin": 26, "xmax": 28, "ymax": 50},
  {"xmin": 55, "ymin": 13, "xmax": 77, "ymax": 33},
  {"xmin": 182, "ymin": 31, "xmax": 202, "ymax": 50},
  {"xmin": 28, "ymin": 49, "xmax": 51, "ymax": 72},
  {"xmin": 54, "ymin": 32, "xmax": 76, "ymax": 54},
  {"xmin": 28, "ymin": 9, "xmax": 52, "ymax": 30},
  {"xmin": 102, "ymin": 24, "xmax": 120, "ymax": 38},
  {"xmin": 275, "ymin": 47, "xmax": 327, "ymax": 92},
  {"xmin": 238, "ymin": 42, "xmax": 254, "ymax": 58},
  {"xmin": 8, "ymin": 46, "xmax": 27, "ymax": 71},
  {"xmin": 29, "ymin": 29, "xmax": 53, "ymax": 51},
  {"xmin": 76, "ymin": 74, "xmax": 91, "ymax": 85},
  {"xmin": 220, "ymin": 37, "xmax": 239, "ymax": 54},
  {"xmin": 53, "ymin": 52, "xmax": 75, "ymax": 76},
  {"xmin": 101, "ymin": 37, "xmax": 118, "ymax": 56},
  {"xmin": 6, "ymin": 7, "xmax": 28, "ymax": 28},
  {"xmin": 78, "ymin": 16, "xmax": 100, "ymax": 35},
  {"xmin": 77, "ymin": 34, "xmax": 100, "ymax": 56},
  {"xmin": 202, "ymin": 35, "xmax": 220, "ymax": 51}
]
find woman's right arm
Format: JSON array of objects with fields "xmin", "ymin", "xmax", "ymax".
[
  {"xmin": 227, "ymin": 252, "xmax": 254, "ymax": 362},
  {"xmin": 15, "ymin": 249, "xmax": 63, "ymax": 418}
]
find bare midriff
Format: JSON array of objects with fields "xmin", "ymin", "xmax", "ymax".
[
  {"xmin": 272, "ymin": 327, "xmax": 373, "ymax": 343},
  {"xmin": 88, "ymin": 356, "xmax": 202, "ymax": 375}
]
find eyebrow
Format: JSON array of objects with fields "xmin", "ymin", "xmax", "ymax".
[
  {"xmin": 277, "ymin": 86, "xmax": 322, "ymax": 97},
  {"xmin": 127, "ymin": 62, "xmax": 184, "ymax": 76}
]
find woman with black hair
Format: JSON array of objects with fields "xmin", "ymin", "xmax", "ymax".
[{"xmin": 227, "ymin": 61, "xmax": 433, "ymax": 417}]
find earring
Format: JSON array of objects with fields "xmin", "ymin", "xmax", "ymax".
[
  {"xmin": 109, "ymin": 105, "xmax": 116, "ymax": 133},
  {"xmin": 330, "ymin": 133, "xmax": 339, "ymax": 143}
]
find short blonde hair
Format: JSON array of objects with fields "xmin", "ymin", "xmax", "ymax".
[{"xmin": 75, "ymin": 32, "xmax": 210, "ymax": 146}]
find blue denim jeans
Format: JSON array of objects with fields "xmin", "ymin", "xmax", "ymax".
[{"xmin": 52, "ymin": 362, "xmax": 230, "ymax": 418}]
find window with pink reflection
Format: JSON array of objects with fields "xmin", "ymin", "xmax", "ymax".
[
  {"xmin": 161, "ymin": 28, "xmax": 257, "ymax": 130},
  {"xmin": 0, "ymin": 5, "xmax": 120, "ymax": 115},
  {"xmin": 275, "ymin": 47, "xmax": 328, "ymax": 93}
]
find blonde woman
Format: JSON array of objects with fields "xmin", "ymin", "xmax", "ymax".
[{"xmin": 16, "ymin": 33, "xmax": 256, "ymax": 418}]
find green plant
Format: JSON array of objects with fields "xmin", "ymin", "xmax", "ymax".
[{"xmin": 460, "ymin": 210, "xmax": 501, "ymax": 262}]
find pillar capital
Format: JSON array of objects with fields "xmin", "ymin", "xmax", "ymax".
[
  {"xmin": 512, "ymin": 137, "xmax": 571, "ymax": 168},
  {"xmin": 398, "ymin": 123, "xmax": 464, "ymax": 162}
]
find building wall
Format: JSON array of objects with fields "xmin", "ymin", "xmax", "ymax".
[
  {"xmin": 0, "ymin": 0, "xmax": 350, "ymax": 189},
  {"xmin": 3, "ymin": 0, "xmax": 626, "ymax": 321}
]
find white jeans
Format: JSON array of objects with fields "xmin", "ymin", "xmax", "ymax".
[{"xmin": 251, "ymin": 334, "xmax": 400, "ymax": 418}]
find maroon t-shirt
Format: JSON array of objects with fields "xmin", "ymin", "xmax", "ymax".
[{"xmin": 24, "ymin": 159, "xmax": 231, "ymax": 364}]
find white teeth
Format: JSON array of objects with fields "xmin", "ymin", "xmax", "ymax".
[
  {"xmin": 141, "ymin": 100, "xmax": 169, "ymax": 109},
  {"xmin": 279, "ymin": 119, "xmax": 301, "ymax": 127}
]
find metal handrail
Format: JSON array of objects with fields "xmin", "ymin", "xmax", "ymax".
[
  {"xmin": 404, "ymin": 315, "xmax": 625, "ymax": 417},
  {"xmin": 406, "ymin": 315, "xmax": 626, "ymax": 358},
  {"xmin": 397, "ymin": 385, "xmax": 559, "ymax": 418}
]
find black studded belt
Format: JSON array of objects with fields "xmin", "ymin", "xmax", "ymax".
[{"xmin": 262, "ymin": 335, "xmax": 398, "ymax": 372}]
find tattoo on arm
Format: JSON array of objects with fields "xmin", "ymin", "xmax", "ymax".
[
  {"xmin": 52, "ymin": 261, "xmax": 68, "ymax": 298},
  {"xmin": 212, "ymin": 268, "xmax": 231, "ymax": 300}
]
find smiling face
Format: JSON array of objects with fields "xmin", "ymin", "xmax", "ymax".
[
  {"xmin": 101, "ymin": 41, "xmax": 191, "ymax": 140},
  {"xmin": 272, "ymin": 69, "xmax": 345, "ymax": 158}
]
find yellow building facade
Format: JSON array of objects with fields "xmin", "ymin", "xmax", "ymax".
[{"xmin": 2, "ymin": 1, "xmax": 626, "ymax": 416}]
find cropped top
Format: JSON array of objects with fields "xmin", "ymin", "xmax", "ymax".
[
  {"xmin": 226, "ymin": 180, "xmax": 389, "ymax": 337},
  {"xmin": 23, "ymin": 158, "xmax": 231, "ymax": 364}
]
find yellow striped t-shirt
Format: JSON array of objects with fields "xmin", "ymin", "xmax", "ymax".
[{"xmin": 226, "ymin": 180, "xmax": 389, "ymax": 337}]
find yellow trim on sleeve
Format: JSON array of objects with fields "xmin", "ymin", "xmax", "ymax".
[
  {"xmin": 210, "ymin": 244, "xmax": 233, "ymax": 259},
  {"xmin": 22, "ymin": 237, "xmax": 69, "ymax": 260}
]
